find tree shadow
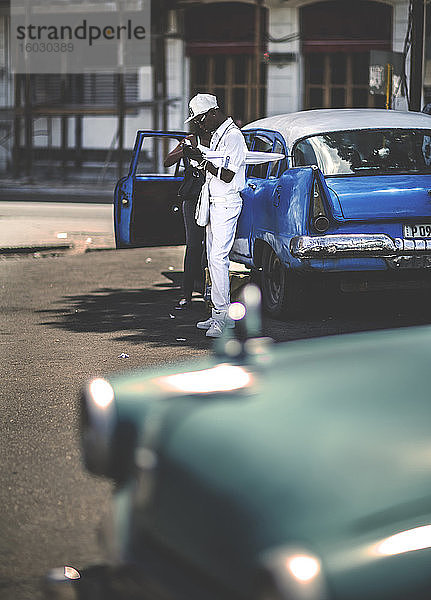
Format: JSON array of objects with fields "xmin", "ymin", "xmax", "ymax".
[
  {"xmin": 37, "ymin": 268, "xmax": 431, "ymax": 351},
  {"xmin": 37, "ymin": 285, "xmax": 211, "ymax": 350}
]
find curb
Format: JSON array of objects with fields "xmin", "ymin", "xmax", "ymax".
[
  {"xmin": 0, "ymin": 184, "xmax": 113, "ymax": 204},
  {"xmin": 0, "ymin": 243, "xmax": 72, "ymax": 255}
]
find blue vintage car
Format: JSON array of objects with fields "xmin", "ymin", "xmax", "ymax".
[
  {"xmin": 47, "ymin": 286, "xmax": 431, "ymax": 599},
  {"xmin": 114, "ymin": 110, "xmax": 431, "ymax": 317},
  {"xmin": 233, "ymin": 109, "xmax": 431, "ymax": 316}
]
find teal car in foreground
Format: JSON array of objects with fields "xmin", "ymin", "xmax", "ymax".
[{"xmin": 48, "ymin": 287, "xmax": 431, "ymax": 599}]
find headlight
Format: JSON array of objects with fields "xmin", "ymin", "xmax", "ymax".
[{"xmin": 80, "ymin": 378, "xmax": 137, "ymax": 483}]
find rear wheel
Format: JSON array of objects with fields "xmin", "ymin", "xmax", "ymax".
[{"xmin": 261, "ymin": 245, "xmax": 305, "ymax": 318}]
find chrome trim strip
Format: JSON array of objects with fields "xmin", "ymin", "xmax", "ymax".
[
  {"xmin": 404, "ymin": 239, "xmax": 415, "ymax": 252},
  {"xmin": 291, "ymin": 234, "xmax": 396, "ymax": 257},
  {"xmin": 394, "ymin": 238, "xmax": 404, "ymax": 251}
]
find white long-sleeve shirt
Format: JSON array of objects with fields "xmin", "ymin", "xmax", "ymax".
[{"xmin": 207, "ymin": 118, "xmax": 247, "ymax": 196}]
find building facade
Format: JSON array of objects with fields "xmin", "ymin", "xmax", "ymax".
[{"xmin": 0, "ymin": 0, "xmax": 427, "ymax": 179}]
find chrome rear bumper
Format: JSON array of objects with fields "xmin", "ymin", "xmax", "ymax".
[{"xmin": 291, "ymin": 234, "xmax": 431, "ymax": 258}]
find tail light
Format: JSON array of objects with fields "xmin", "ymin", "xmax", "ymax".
[{"xmin": 311, "ymin": 177, "xmax": 330, "ymax": 233}]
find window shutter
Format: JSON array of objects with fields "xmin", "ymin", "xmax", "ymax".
[{"xmin": 30, "ymin": 73, "xmax": 138, "ymax": 105}]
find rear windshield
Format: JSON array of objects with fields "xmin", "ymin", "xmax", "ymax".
[{"xmin": 293, "ymin": 129, "xmax": 431, "ymax": 176}]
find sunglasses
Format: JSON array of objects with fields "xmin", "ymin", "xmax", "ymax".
[{"xmin": 194, "ymin": 111, "xmax": 210, "ymax": 124}]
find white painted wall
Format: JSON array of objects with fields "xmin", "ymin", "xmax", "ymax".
[
  {"xmin": 266, "ymin": 4, "xmax": 300, "ymax": 115},
  {"xmin": 392, "ymin": 0, "xmax": 410, "ymax": 110},
  {"xmin": 166, "ymin": 10, "xmax": 187, "ymax": 131}
]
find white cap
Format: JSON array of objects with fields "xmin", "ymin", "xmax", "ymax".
[{"xmin": 185, "ymin": 93, "xmax": 218, "ymax": 123}]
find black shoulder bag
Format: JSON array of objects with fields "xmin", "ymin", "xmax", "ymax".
[{"xmin": 177, "ymin": 165, "xmax": 205, "ymax": 200}]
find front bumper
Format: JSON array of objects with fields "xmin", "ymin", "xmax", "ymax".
[{"xmin": 290, "ymin": 234, "xmax": 431, "ymax": 269}]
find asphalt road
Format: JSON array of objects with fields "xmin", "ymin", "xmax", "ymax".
[
  {"xmin": 3, "ymin": 243, "xmax": 431, "ymax": 600},
  {"xmin": 0, "ymin": 245, "xmax": 209, "ymax": 600}
]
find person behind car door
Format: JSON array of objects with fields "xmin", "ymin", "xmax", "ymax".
[
  {"xmin": 164, "ymin": 122, "xmax": 210, "ymax": 310},
  {"xmin": 184, "ymin": 93, "xmax": 247, "ymax": 338}
]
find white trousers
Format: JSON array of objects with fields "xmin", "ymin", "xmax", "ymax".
[{"xmin": 206, "ymin": 194, "xmax": 243, "ymax": 312}]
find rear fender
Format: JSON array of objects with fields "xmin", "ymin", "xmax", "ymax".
[{"xmin": 251, "ymin": 167, "xmax": 318, "ymax": 269}]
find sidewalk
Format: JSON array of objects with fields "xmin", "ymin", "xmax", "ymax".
[{"xmin": 0, "ymin": 198, "xmax": 115, "ymax": 254}]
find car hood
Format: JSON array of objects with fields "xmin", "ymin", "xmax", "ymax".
[
  {"xmin": 327, "ymin": 174, "xmax": 431, "ymax": 221},
  {"xmin": 112, "ymin": 327, "xmax": 431, "ymax": 597}
]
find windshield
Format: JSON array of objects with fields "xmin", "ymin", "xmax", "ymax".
[{"xmin": 293, "ymin": 129, "xmax": 431, "ymax": 176}]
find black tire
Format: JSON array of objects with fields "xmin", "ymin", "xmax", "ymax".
[
  {"xmin": 261, "ymin": 245, "xmax": 305, "ymax": 318},
  {"xmin": 249, "ymin": 267, "xmax": 262, "ymax": 286}
]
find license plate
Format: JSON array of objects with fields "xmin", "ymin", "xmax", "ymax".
[{"xmin": 403, "ymin": 224, "xmax": 431, "ymax": 238}]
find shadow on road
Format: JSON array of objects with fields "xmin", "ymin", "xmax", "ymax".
[
  {"xmin": 264, "ymin": 287, "xmax": 431, "ymax": 343},
  {"xmin": 37, "ymin": 282, "xmax": 212, "ymax": 350},
  {"xmin": 37, "ymin": 265, "xmax": 431, "ymax": 350}
]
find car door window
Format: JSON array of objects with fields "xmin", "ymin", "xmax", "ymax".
[
  {"xmin": 243, "ymin": 132, "xmax": 254, "ymax": 151},
  {"xmin": 249, "ymin": 134, "xmax": 273, "ymax": 179},
  {"xmin": 269, "ymin": 138, "xmax": 286, "ymax": 178},
  {"xmin": 136, "ymin": 137, "xmax": 186, "ymax": 176}
]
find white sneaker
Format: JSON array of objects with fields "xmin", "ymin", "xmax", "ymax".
[
  {"xmin": 206, "ymin": 320, "xmax": 224, "ymax": 338},
  {"xmin": 196, "ymin": 316, "xmax": 214, "ymax": 330},
  {"xmin": 197, "ymin": 311, "xmax": 235, "ymax": 331}
]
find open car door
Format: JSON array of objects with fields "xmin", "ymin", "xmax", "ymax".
[{"xmin": 114, "ymin": 130, "xmax": 188, "ymax": 248}]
